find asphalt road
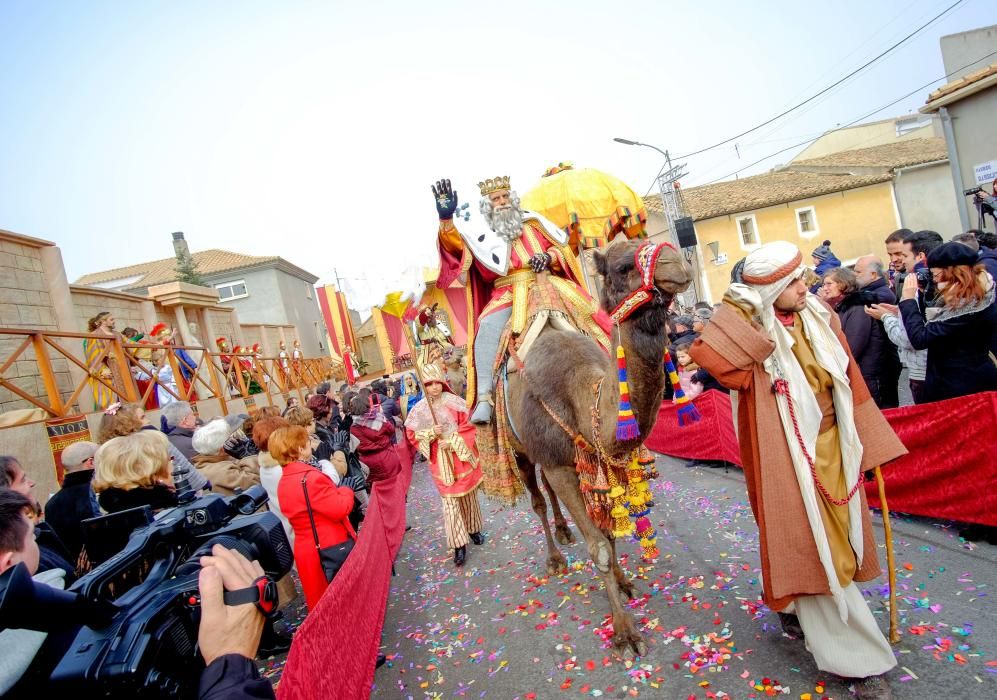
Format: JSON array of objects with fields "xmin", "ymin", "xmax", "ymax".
[{"xmin": 371, "ymin": 454, "xmax": 995, "ymax": 699}]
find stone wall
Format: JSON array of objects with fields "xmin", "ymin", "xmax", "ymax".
[
  {"xmin": 70, "ymin": 286, "xmax": 148, "ymax": 334},
  {"xmin": 205, "ymin": 308, "xmax": 234, "ymax": 343},
  {"xmin": 0, "ymin": 238, "xmax": 69, "ymax": 414}
]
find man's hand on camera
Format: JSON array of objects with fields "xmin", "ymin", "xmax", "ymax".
[{"xmin": 198, "ymin": 545, "xmax": 267, "ymax": 666}]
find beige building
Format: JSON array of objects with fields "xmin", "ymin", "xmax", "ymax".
[{"xmin": 645, "ymin": 138, "xmax": 952, "ymax": 303}]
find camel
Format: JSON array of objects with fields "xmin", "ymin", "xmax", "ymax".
[{"xmin": 503, "ymin": 238, "xmax": 691, "ymax": 656}]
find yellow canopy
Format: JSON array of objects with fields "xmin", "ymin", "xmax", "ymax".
[
  {"xmin": 521, "ymin": 164, "xmax": 648, "ymax": 253},
  {"xmin": 379, "ymin": 291, "xmax": 411, "ymax": 319}
]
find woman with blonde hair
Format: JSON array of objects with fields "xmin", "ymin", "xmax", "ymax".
[
  {"xmin": 97, "ymin": 402, "xmax": 208, "ymax": 492},
  {"xmin": 897, "ymin": 242, "xmax": 997, "ymax": 402},
  {"xmin": 272, "ymin": 425, "xmax": 356, "ymax": 609},
  {"xmin": 93, "ymin": 431, "xmax": 177, "ymax": 513}
]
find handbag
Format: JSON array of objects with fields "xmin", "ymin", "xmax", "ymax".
[{"xmin": 301, "ymin": 473, "xmax": 355, "ymax": 583}]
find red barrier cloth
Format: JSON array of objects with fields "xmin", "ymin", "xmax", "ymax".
[
  {"xmin": 277, "ymin": 458, "xmax": 412, "ymax": 700},
  {"xmin": 865, "ymin": 391, "xmax": 997, "ymax": 527},
  {"xmin": 645, "ymin": 390, "xmax": 742, "ymax": 466}
]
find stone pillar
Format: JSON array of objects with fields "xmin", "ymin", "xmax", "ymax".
[
  {"xmin": 259, "ymin": 326, "xmax": 273, "ymax": 357},
  {"xmin": 173, "ymin": 306, "xmax": 193, "ymax": 346},
  {"xmin": 140, "ymin": 300, "xmax": 158, "ymax": 333},
  {"xmin": 229, "ymin": 307, "xmax": 246, "ymax": 347},
  {"xmin": 38, "ymin": 245, "xmax": 87, "ymax": 392}
]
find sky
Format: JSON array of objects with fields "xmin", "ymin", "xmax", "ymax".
[{"xmin": 0, "ymin": 0, "xmax": 989, "ymax": 307}]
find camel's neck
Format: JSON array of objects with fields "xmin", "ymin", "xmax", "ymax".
[{"xmin": 598, "ymin": 316, "xmax": 668, "ymax": 449}]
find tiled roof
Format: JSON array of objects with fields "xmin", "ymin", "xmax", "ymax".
[
  {"xmin": 792, "ymin": 137, "xmax": 947, "ymax": 169},
  {"xmin": 645, "ymin": 171, "xmax": 893, "ymax": 221},
  {"xmin": 647, "ymin": 137, "xmax": 946, "ymax": 220},
  {"xmin": 75, "ymin": 249, "xmax": 282, "ymax": 288},
  {"xmin": 926, "ymin": 62, "xmax": 997, "ymax": 102}
]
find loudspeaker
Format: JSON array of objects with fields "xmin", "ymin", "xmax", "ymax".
[{"xmin": 674, "ymin": 217, "xmax": 697, "ymax": 248}]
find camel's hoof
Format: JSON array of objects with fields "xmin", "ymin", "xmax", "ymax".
[
  {"xmin": 613, "ymin": 631, "xmax": 647, "ymax": 658},
  {"xmin": 547, "ymin": 554, "xmax": 569, "ymax": 576},
  {"xmin": 554, "ymin": 524, "xmax": 575, "ymax": 545}
]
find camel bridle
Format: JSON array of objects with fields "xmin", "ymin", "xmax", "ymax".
[{"xmin": 608, "ymin": 242, "xmax": 676, "ymax": 324}]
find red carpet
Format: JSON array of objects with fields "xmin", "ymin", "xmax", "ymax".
[{"xmin": 277, "ymin": 457, "xmax": 412, "ymax": 699}]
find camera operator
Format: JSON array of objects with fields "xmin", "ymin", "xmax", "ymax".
[
  {"xmin": 971, "ymin": 178, "xmax": 996, "ymax": 229},
  {"xmin": 197, "ymin": 544, "xmax": 276, "ymax": 700},
  {"xmin": 0, "ymin": 489, "xmax": 68, "ymax": 696}
]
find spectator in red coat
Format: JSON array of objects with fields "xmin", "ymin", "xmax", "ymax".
[
  {"xmin": 348, "ymin": 389, "xmax": 402, "ymax": 483},
  {"xmin": 272, "ymin": 425, "xmax": 356, "ymax": 610}
]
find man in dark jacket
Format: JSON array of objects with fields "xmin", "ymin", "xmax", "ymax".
[
  {"xmin": 855, "ymin": 254, "xmax": 900, "ymax": 407},
  {"xmin": 43, "ymin": 442, "xmax": 100, "ymax": 563},
  {"xmin": 162, "ymin": 401, "xmax": 198, "ymax": 461},
  {"xmin": 975, "ymin": 230, "xmax": 997, "ymax": 281},
  {"xmin": 667, "ymin": 315, "xmax": 698, "ymax": 347}
]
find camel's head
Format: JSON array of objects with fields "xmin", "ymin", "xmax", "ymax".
[{"xmin": 594, "ymin": 239, "xmax": 692, "ymax": 328}]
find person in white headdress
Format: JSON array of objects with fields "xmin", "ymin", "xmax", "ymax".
[{"xmin": 690, "ymin": 241, "xmax": 906, "ymax": 700}]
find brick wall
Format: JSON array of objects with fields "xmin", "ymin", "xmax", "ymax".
[{"xmin": 205, "ymin": 308, "xmax": 234, "ymax": 344}]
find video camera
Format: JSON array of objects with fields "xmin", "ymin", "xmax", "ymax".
[
  {"xmin": 0, "ymin": 485, "xmax": 292, "ymax": 699},
  {"xmin": 964, "ymin": 186, "xmax": 983, "ymax": 197}
]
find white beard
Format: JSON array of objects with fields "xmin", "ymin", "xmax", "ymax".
[{"xmin": 481, "ymin": 194, "xmax": 525, "ymax": 242}]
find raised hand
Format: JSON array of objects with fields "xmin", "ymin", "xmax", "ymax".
[{"xmin": 431, "ymin": 179, "xmax": 458, "ymax": 220}]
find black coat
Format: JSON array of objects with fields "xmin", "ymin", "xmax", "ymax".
[
  {"xmin": 98, "ymin": 484, "xmax": 179, "ymax": 514},
  {"xmin": 199, "ymin": 654, "xmax": 275, "ymax": 700},
  {"xmin": 900, "ymin": 296, "xmax": 997, "ymax": 402},
  {"xmin": 836, "ymin": 290, "xmax": 888, "ymax": 403},
  {"xmin": 44, "ymin": 469, "xmax": 100, "ymax": 562},
  {"xmin": 862, "ymin": 277, "xmax": 896, "ymax": 304},
  {"xmin": 167, "ymin": 427, "xmax": 198, "ymax": 461}
]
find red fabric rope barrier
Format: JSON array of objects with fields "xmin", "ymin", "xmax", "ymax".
[{"xmin": 277, "ymin": 458, "xmax": 412, "ymax": 700}]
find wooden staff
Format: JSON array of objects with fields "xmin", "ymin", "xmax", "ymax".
[
  {"xmin": 401, "ymin": 321, "xmax": 440, "ymax": 426},
  {"xmin": 874, "ymin": 465, "xmax": 900, "ymax": 643}
]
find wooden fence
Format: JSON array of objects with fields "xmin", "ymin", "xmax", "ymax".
[{"xmin": 0, "ymin": 327, "xmax": 338, "ymax": 425}]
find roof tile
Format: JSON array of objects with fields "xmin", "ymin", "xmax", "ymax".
[{"xmin": 75, "ymin": 249, "xmax": 281, "ymax": 288}]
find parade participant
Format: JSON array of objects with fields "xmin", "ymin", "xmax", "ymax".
[
  {"xmin": 430, "ymin": 177, "xmax": 610, "ymax": 426},
  {"xmin": 277, "ymin": 341, "xmax": 290, "ymax": 386},
  {"xmin": 404, "ymin": 365, "xmax": 483, "ymax": 567},
  {"xmin": 342, "ymin": 345, "xmax": 358, "ymax": 386},
  {"xmin": 150, "ymin": 323, "xmax": 198, "ymax": 393},
  {"xmin": 690, "ymin": 241, "xmax": 906, "ymax": 700},
  {"xmin": 399, "ymin": 372, "xmax": 423, "ymax": 421},
  {"xmin": 416, "ymin": 303, "xmax": 455, "ymax": 369},
  {"xmin": 291, "ymin": 339, "xmax": 303, "ymax": 377},
  {"xmin": 83, "ymin": 311, "xmax": 121, "ymax": 410}
]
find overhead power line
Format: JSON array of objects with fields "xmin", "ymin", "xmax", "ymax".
[
  {"xmin": 640, "ymin": 0, "xmax": 967, "ymax": 195},
  {"xmin": 673, "ymin": 0, "xmax": 965, "ymax": 160},
  {"xmin": 700, "ymin": 48, "xmax": 997, "ymax": 185}
]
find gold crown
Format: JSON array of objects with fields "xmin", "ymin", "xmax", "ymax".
[{"xmin": 478, "ymin": 176, "xmax": 511, "ymax": 196}]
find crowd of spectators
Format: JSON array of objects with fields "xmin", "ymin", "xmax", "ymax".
[{"xmin": 0, "ymin": 368, "xmax": 420, "ymax": 696}]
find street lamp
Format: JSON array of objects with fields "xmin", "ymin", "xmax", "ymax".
[{"xmin": 613, "ymin": 137, "xmax": 669, "ymax": 160}]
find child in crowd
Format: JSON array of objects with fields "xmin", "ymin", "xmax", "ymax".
[{"xmin": 673, "ymin": 342, "xmax": 703, "ymax": 402}]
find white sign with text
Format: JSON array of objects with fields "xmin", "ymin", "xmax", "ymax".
[{"xmin": 974, "ymin": 159, "xmax": 997, "ymax": 186}]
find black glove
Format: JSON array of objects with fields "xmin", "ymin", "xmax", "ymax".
[
  {"xmin": 341, "ymin": 475, "xmax": 364, "ymax": 491},
  {"xmin": 529, "ymin": 252, "xmax": 552, "ymax": 273},
  {"xmin": 331, "ymin": 430, "xmax": 351, "ymax": 454},
  {"xmin": 431, "ymin": 179, "xmax": 458, "ymax": 220}
]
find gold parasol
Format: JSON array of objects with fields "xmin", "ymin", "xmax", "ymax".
[{"xmin": 521, "ymin": 163, "xmax": 648, "ymax": 254}]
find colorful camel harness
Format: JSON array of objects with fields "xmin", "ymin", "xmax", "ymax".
[{"xmin": 526, "ymin": 242, "xmax": 699, "ymax": 559}]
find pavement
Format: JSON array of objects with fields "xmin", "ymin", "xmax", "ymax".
[{"xmin": 366, "ymin": 454, "xmax": 994, "ymax": 699}]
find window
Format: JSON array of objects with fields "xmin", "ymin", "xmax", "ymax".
[
  {"xmin": 306, "ymin": 283, "xmax": 313, "ymax": 300},
  {"xmin": 215, "ymin": 280, "xmax": 248, "ymax": 301},
  {"xmin": 735, "ymin": 214, "xmax": 759, "ymax": 249},
  {"xmin": 795, "ymin": 206, "xmax": 819, "ymax": 238}
]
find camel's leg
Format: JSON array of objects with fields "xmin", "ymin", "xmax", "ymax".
[
  {"xmin": 518, "ymin": 458, "xmax": 567, "ymax": 576},
  {"xmin": 541, "ymin": 468, "xmax": 575, "ymax": 545},
  {"xmin": 542, "ymin": 464, "xmax": 646, "ymax": 656},
  {"xmin": 607, "ymin": 536, "xmax": 636, "ymax": 601}
]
